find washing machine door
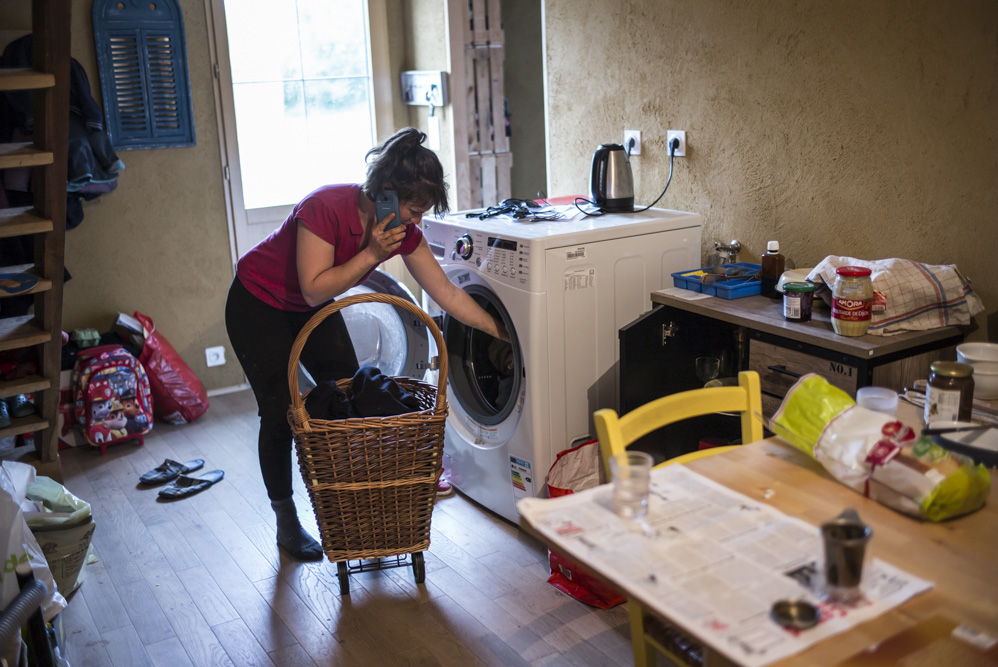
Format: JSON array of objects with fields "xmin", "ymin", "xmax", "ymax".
[
  {"xmin": 441, "ymin": 283, "xmax": 523, "ymax": 429},
  {"xmin": 339, "ymin": 270, "xmax": 430, "ymax": 378}
]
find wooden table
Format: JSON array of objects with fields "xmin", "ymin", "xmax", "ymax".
[{"xmin": 521, "ymin": 436, "xmax": 998, "ymax": 665}]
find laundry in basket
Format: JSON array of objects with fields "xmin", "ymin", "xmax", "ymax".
[{"xmin": 545, "ymin": 439, "xmax": 625, "ymax": 609}]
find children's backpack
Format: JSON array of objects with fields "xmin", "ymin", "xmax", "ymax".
[{"xmin": 72, "ymin": 344, "xmax": 153, "ymax": 454}]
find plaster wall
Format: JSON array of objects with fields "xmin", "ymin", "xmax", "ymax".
[{"xmin": 543, "ymin": 0, "xmax": 997, "ymax": 338}]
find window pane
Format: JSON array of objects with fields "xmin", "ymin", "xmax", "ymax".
[
  {"xmin": 298, "ymin": 0, "xmax": 369, "ymax": 78},
  {"xmin": 225, "ymin": 0, "xmax": 301, "ymax": 83},
  {"xmin": 233, "ymin": 78, "xmax": 372, "ymax": 209}
]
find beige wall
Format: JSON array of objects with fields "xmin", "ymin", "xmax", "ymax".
[{"xmin": 543, "ymin": 0, "xmax": 997, "ymax": 339}]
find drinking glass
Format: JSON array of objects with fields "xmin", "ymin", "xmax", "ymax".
[
  {"xmin": 695, "ymin": 356, "xmax": 721, "ymax": 386},
  {"xmin": 609, "ymin": 451, "xmax": 653, "ymax": 520}
]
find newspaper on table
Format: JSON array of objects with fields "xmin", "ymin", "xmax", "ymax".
[{"xmin": 517, "ymin": 465, "xmax": 933, "ymax": 667}]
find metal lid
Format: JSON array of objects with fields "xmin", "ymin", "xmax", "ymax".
[
  {"xmin": 930, "ymin": 361, "xmax": 974, "ymax": 378},
  {"xmin": 783, "ymin": 281, "xmax": 816, "ymax": 293},
  {"xmin": 771, "ymin": 599, "xmax": 821, "ymax": 630},
  {"xmin": 835, "ymin": 266, "xmax": 872, "ymax": 277}
]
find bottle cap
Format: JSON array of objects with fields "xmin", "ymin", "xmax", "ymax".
[
  {"xmin": 835, "ymin": 266, "xmax": 872, "ymax": 277},
  {"xmin": 767, "ymin": 241, "xmax": 780, "ymax": 252}
]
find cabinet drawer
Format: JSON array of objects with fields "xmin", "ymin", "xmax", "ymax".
[{"xmin": 750, "ymin": 339, "xmax": 859, "ymax": 398}]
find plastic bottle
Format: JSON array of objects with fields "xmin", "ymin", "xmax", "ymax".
[{"xmin": 760, "ymin": 241, "xmax": 785, "ymax": 298}]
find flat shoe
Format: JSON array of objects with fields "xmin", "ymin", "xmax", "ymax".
[
  {"xmin": 0, "ymin": 399, "xmax": 9, "ymax": 429},
  {"xmin": 158, "ymin": 470, "xmax": 224, "ymax": 500},
  {"xmin": 140, "ymin": 458, "xmax": 205, "ymax": 485},
  {"xmin": 7, "ymin": 394, "xmax": 34, "ymax": 418}
]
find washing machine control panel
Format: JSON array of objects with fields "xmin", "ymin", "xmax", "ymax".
[
  {"xmin": 439, "ymin": 230, "xmax": 528, "ymax": 286},
  {"xmin": 423, "ymin": 220, "xmax": 533, "ymax": 287}
]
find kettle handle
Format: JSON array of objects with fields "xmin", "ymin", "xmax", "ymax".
[{"xmin": 590, "ymin": 144, "xmax": 609, "ymax": 203}]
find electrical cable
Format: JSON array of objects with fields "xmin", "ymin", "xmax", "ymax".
[{"xmin": 631, "ymin": 138, "xmax": 678, "ymax": 213}]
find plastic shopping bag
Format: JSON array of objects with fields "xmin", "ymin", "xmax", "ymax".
[
  {"xmin": 0, "ymin": 462, "xmax": 67, "ymax": 619},
  {"xmin": 545, "ymin": 439, "xmax": 625, "ymax": 609},
  {"xmin": 771, "ymin": 374, "xmax": 990, "ymax": 521},
  {"xmin": 134, "ymin": 311, "xmax": 209, "ymax": 424}
]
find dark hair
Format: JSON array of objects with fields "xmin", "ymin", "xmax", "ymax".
[{"xmin": 362, "ymin": 128, "xmax": 449, "ymax": 215}]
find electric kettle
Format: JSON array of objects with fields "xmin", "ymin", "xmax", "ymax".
[{"xmin": 590, "ymin": 143, "xmax": 634, "ymax": 212}]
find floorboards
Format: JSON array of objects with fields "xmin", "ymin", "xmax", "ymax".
[{"xmin": 53, "ymin": 389, "xmax": 634, "ymax": 666}]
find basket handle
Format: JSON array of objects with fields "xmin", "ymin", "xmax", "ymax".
[{"xmin": 287, "ymin": 293, "xmax": 449, "ymax": 419}]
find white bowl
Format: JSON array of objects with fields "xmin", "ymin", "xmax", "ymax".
[{"xmin": 957, "ymin": 342, "xmax": 998, "ymax": 363}]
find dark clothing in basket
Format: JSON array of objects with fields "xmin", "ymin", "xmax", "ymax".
[
  {"xmin": 225, "ymin": 276, "xmax": 359, "ymax": 500},
  {"xmin": 305, "ymin": 366, "xmax": 421, "ymax": 420}
]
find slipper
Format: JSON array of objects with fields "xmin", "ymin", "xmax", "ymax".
[
  {"xmin": 139, "ymin": 458, "xmax": 205, "ymax": 485},
  {"xmin": 158, "ymin": 470, "xmax": 224, "ymax": 500},
  {"xmin": 0, "ymin": 399, "xmax": 9, "ymax": 429},
  {"xmin": 7, "ymin": 394, "xmax": 35, "ymax": 418}
]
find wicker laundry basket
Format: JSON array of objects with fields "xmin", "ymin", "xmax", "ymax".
[{"xmin": 286, "ymin": 293, "xmax": 448, "ymax": 594}]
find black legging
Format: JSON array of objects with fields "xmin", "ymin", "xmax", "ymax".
[{"xmin": 224, "ymin": 277, "xmax": 359, "ymax": 500}]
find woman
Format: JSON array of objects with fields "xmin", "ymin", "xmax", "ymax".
[{"xmin": 225, "ymin": 128, "xmax": 506, "ymax": 561}]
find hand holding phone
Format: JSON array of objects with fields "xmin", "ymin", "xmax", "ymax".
[{"xmin": 375, "ymin": 190, "xmax": 403, "ymax": 231}]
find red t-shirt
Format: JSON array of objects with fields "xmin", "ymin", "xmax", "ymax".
[{"xmin": 236, "ymin": 184, "xmax": 423, "ymax": 311}]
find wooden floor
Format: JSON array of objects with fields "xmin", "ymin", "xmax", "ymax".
[{"xmin": 56, "ymin": 389, "xmax": 636, "ymax": 666}]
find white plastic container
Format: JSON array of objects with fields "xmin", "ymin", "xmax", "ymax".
[{"xmin": 856, "ymin": 386, "xmax": 898, "ymax": 416}]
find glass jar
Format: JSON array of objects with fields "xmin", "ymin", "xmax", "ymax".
[
  {"xmin": 782, "ymin": 281, "xmax": 816, "ymax": 322},
  {"xmin": 831, "ymin": 266, "xmax": 873, "ymax": 336},
  {"xmin": 924, "ymin": 361, "xmax": 974, "ymax": 423}
]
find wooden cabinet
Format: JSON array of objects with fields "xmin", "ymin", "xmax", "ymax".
[
  {"xmin": 0, "ymin": 0, "xmax": 71, "ymax": 466},
  {"xmin": 619, "ymin": 289, "xmax": 965, "ymax": 457}
]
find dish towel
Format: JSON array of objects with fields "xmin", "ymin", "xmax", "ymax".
[{"xmin": 807, "ymin": 256, "xmax": 984, "ymax": 336}]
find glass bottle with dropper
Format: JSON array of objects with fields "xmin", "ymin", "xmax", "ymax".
[{"xmin": 761, "ymin": 241, "xmax": 785, "ymax": 298}]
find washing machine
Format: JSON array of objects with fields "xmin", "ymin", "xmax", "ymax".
[{"xmin": 421, "ymin": 207, "xmax": 703, "ymax": 523}]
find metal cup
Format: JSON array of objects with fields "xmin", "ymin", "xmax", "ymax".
[{"xmin": 820, "ymin": 509, "xmax": 872, "ymax": 602}]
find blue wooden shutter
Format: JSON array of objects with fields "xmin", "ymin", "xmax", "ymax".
[{"xmin": 93, "ymin": 0, "xmax": 196, "ymax": 149}]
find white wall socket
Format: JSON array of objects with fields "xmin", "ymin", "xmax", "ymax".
[
  {"xmin": 667, "ymin": 130, "xmax": 686, "ymax": 157},
  {"xmin": 623, "ymin": 130, "xmax": 641, "ymax": 155},
  {"xmin": 205, "ymin": 346, "xmax": 226, "ymax": 367}
]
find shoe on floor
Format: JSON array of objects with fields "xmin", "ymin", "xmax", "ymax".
[
  {"xmin": 436, "ymin": 476, "xmax": 454, "ymax": 497},
  {"xmin": 140, "ymin": 458, "xmax": 205, "ymax": 485},
  {"xmin": 158, "ymin": 469, "xmax": 224, "ymax": 499},
  {"xmin": 0, "ymin": 399, "xmax": 9, "ymax": 429}
]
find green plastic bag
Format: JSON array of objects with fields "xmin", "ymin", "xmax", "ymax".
[{"xmin": 771, "ymin": 374, "xmax": 990, "ymax": 522}]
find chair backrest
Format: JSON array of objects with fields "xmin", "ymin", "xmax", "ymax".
[{"xmin": 594, "ymin": 370, "xmax": 763, "ymax": 476}]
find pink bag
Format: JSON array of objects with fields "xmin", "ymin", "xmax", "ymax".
[
  {"xmin": 545, "ymin": 439, "xmax": 625, "ymax": 609},
  {"xmin": 134, "ymin": 311, "xmax": 209, "ymax": 424}
]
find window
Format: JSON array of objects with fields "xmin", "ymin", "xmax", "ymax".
[{"xmin": 208, "ymin": 0, "xmax": 393, "ymax": 262}]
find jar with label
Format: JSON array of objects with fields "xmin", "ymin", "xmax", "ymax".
[
  {"xmin": 924, "ymin": 361, "xmax": 974, "ymax": 424},
  {"xmin": 782, "ymin": 281, "xmax": 816, "ymax": 322},
  {"xmin": 831, "ymin": 266, "xmax": 873, "ymax": 336}
]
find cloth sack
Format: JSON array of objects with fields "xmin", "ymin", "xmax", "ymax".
[{"xmin": 807, "ymin": 256, "xmax": 984, "ymax": 336}]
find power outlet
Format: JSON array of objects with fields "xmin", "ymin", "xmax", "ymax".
[
  {"xmin": 667, "ymin": 130, "xmax": 686, "ymax": 157},
  {"xmin": 205, "ymin": 345, "xmax": 226, "ymax": 367},
  {"xmin": 623, "ymin": 130, "xmax": 641, "ymax": 156}
]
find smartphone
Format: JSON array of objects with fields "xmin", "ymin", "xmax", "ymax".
[{"xmin": 375, "ymin": 190, "xmax": 403, "ymax": 231}]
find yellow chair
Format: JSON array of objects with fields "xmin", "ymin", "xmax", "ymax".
[{"xmin": 592, "ymin": 370, "xmax": 763, "ymax": 667}]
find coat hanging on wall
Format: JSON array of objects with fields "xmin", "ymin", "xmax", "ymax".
[{"xmin": 92, "ymin": 0, "xmax": 196, "ymax": 150}]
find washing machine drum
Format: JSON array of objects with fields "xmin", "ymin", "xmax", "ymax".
[
  {"xmin": 442, "ymin": 284, "xmax": 522, "ymax": 427},
  {"xmin": 339, "ymin": 270, "xmax": 430, "ymax": 378}
]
